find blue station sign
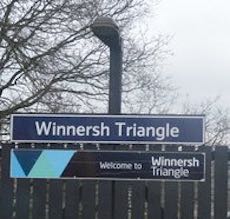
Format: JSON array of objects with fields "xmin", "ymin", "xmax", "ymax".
[{"xmin": 10, "ymin": 114, "xmax": 205, "ymax": 144}]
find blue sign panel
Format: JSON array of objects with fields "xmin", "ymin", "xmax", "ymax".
[
  {"xmin": 10, "ymin": 114, "xmax": 205, "ymax": 144},
  {"xmin": 10, "ymin": 149, "xmax": 205, "ymax": 181}
]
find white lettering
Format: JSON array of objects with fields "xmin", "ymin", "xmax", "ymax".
[
  {"xmin": 155, "ymin": 127, "xmax": 165, "ymax": 140},
  {"xmin": 56, "ymin": 125, "xmax": 66, "ymax": 136},
  {"xmin": 100, "ymin": 122, "xmax": 110, "ymax": 136},
  {"xmin": 114, "ymin": 122, "xmax": 180, "ymax": 140},
  {"xmin": 171, "ymin": 127, "xmax": 180, "ymax": 137},
  {"xmin": 152, "ymin": 166, "xmax": 190, "ymax": 179},
  {"xmin": 35, "ymin": 121, "xmax": 52, "ymax": 136},
  {"xmin": 76, "ymin": 126, "xmax": 85, "ymax": 136},
  {"xmin": 66, "ymin": 126, "xmax": 76, "ymax": 136},
  {"xmin": 151, "ymin": 156, "xmax": 200, "ymax": 167},
  {"xmin": 115, "ymin": 122, "xmax": 126, "ymax": 136},
  {"xmin": 34, "ymin": 121, "xmax": 110, "ymax": 137},
  {"xmin": 99, "ymin": 162, "xmax": 133, "ymax": 170}
]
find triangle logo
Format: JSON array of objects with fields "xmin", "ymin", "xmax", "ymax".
[
  {"xmin": 28, "ymin": 154, "xmax": 55, "ymax": 178},
  {"xmin": 10, "ymin": 151, "xmax": 26, "ymax": 177},
  {"xmin": 14, "ymin": 150, "xmax": 42, "ymax": 176},
  {"xmin": 28, "ymin": 150, "xmax": 75, "ymax": 178}
]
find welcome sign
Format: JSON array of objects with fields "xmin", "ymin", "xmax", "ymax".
[
  {"xmin": 10, "ymin": 114, "xmax": 205, "ymax": 144},
  {"xmin": 10, "ymin": 149, "xmax": 205, "ymax": 181}
]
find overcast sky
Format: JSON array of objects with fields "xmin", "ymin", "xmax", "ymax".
[{"xmin": 150, "ymin": 0, "xmax": 230, "ymax": 108}]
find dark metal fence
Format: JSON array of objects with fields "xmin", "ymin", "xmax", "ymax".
[{"xmin": 0, "ymin": 144, "xmax": 229, "ymax": 219}]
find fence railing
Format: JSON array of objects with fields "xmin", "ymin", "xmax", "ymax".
[{"xmin": 0, "ymin": 144, "xmax": 229, "ymax": 219}]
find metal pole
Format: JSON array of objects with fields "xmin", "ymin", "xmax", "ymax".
[
  {"xmin": 91, "ymin": 17, "xmax": 123, "ymax": 219},
  {"xmin": 109, "ymin": 41, "xmax": 122, "ymax": 219},
  {"xmin": 109, "ymin": 42, "xmax": 122, "ymax": 114}
]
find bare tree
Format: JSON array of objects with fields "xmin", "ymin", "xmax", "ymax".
[
  {"xmin": 0, "ymin": 0, "xmax": 173, "ymax": 118},
  {"xmin": 181, "ymin": 97, "xmax": 230, "ymax": 146}
]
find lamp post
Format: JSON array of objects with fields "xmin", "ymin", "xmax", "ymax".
[
  {"xmin": 91, "ymin": 17, "xmax": 123, "ymax": 219},
  {"xmin": 91, "ymin": 17, "xmax": 122, "ymax": 114}
]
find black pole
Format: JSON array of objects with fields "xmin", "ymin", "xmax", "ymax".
[
  {"xmin": 109, "ymin": 42, "xmax": 122, "ymax": 114},
  {"xmin": 109, "ymin": 41, "xmax": 122, "ymax": 219},
  {"xmin": 91, "ymin": 17, "xmax": 122, "ymax": 219}
]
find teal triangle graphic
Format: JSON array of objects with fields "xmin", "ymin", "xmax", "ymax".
[
  {"xmin": 28, "ymin": 154, "xmax": 56, "ymax": 178},
  {"xmin": 28, "ymin": 150, "xmax": 75, "ymax": 178},
  {"xmin": 14, "ymin": 150, "xmax": 42, "ymax": 175},
  {"xmin": 43, "ymin": 150, "xmax": 75, "ymax": 177},
  {"xmin": 10, "ymin": 151, "xmax": 26, "ymax": 178}
]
